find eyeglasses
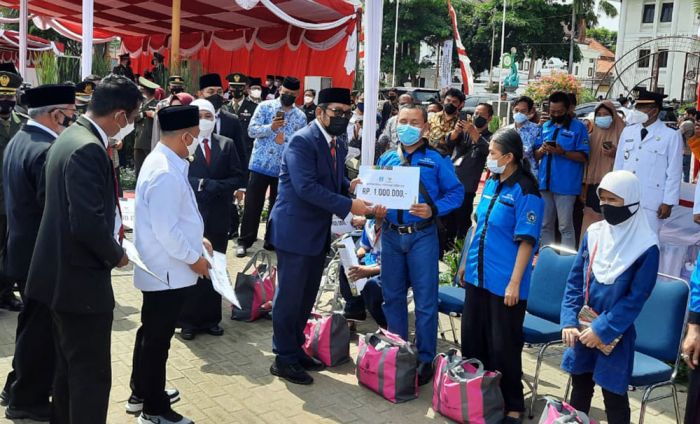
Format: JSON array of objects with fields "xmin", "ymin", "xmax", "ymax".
[{"xmin": 324, "ymin": 107, "xmax": 353, "ymax": 119}]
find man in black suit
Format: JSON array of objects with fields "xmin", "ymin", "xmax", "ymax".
[
  {"xmin": 1, "ymin": 84, "xmax": 76, "ymax": 421},
  {"xmin": 178, "ymin": 98, "xmax": 245, "ymax": 340},
  {"xmin": 24, "ymin": 75, "xmax": 141, "ymax": 424}
]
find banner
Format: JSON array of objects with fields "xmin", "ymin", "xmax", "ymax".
[
  {"xmin": 439, "ymin": 39, "xmax": 453, "ymax": 90},
  {"xmin": 447, "ymin": 0, "xmax": 474, "ymax": 95}
]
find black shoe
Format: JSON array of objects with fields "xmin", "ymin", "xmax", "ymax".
[
  {"xmin": 206, "ymin": 325, "xmax": 224, "ymax": 336},
  {"xmin": 0, "ymin": 389, "xmax": 8, "ymax": 406},
  {"xmin": 342, "ymin": 310, "xmax": 367, "ymax": 321},
  {"xmin": 501, "ymin": 416, "xmax": 523, "ymax": 424},
  {"xmin": 417, "ymin": 361, "xmax": 434, "ymax": 386},
  {"xmin": 0, "ymin": 292, "xmax": 23, "ymax": 312},
  {"xmin": 263, "ymin": 242, "xmax": 275, "ymax": 251},
  {"xmin": 270, "ymin": 361, "xmax": 313, "ymax": 385},
  {"xmin": 5, "ymin": 405, "xmax": 50, "ymax": 422},
  {"xmin": 298, "ymin": 355, "xmax": 326, "ymax": 372},
  {"xmin": 180, "ymin": 328, "xmax": 196, "ymax": 341},
  {"xmin": 236, "ymin": 246, "xmax": 247, "ymax": 258}
]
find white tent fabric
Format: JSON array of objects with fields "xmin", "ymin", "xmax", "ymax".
[
  {"xmin": 235, "ymin": 0, "xmax": 355, "ymax": 31},
  {"xmin": 361, "ymin": 0, "xmax": 383, "ymax": 166}
]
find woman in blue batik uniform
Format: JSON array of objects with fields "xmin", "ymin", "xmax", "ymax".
[
  {"xmin": 560, "ymin": 170, "xmax": 659, "ymax": 424},
  {"xmin": 459, "ymin": 128, "xmax": 544, "ymax": 424}
]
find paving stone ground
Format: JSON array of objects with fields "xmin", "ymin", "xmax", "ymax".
[{"xmin": 0, "ymin": 232, "xmax": 688, "ymax": 424}]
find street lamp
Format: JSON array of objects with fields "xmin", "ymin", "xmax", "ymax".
[{"xmin": 391, "ymin": 0, "xmax": 400, "ymax": 87}]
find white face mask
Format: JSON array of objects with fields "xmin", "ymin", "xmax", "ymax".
[
  {"xmin": 183, "ymin": 132, "xmax": 199, "ymax": 157},
  {"xmin": 113, "ymin": 111, "xmax": 135, "ymax": 140},
  {"xmin": 250, "ymin": 88, "xmax": 262, "ymax": 99},
  {"xmin": 626, "ymin": 109, "xmax": 649, "ymax": 125},
  {"xmin": 486, "ymin": 157, "xmax": 506, "ymax": 174},
  {"xmin": 513, "ymin": 112, "xmax": 529, "ymax": 125},
  {"xmin": 199, "ymin": 118, "xmax": 215, "ymax": 139},
  {"xmin": 304, "ymin": 95, "xmax": 314, "ymax": 105}
]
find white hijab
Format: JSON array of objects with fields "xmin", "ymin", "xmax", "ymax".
[{"xmin": 587, "ymin": 170, "xmax": 658, "ymax": 284}]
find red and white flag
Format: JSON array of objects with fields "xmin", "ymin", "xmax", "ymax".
[{"xmin": 447, "ymin": 0, "xmax": 474, "ymax": 95}]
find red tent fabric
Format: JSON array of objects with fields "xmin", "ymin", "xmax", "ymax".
[
  {"xmin": 0, "ymin": 29, "xmax": 64, "ymax": 67},
  {"xmin": 0, "ymin": 0, "xmax": 358, "ymax": 88}
]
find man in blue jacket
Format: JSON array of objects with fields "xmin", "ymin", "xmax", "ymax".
[
  {"xmin": 376, "ymin": 104, "xmax": 464, "ymax": 385},
  {"xmin": 268, "ymin": 88, "xmax": 372, "ymax": 385},
  {"xmin": 683, "ymin": 253, "xmax": 700, "ymax": 424}
]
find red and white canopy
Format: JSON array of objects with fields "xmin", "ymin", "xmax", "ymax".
[{"xmin": 0, "ymin": 29, "xmax": 63, "ymax": 53}]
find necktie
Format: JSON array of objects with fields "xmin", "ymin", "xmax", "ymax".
[
  {"xmin": 203, "ymin": 138, "xmax": 211, "ymax": 166},
  {"xmin": 106, "ymin": 145, "xmax": 124, "ymax": 244},
  {"xmin": 234, "ymin": 102, "xmax": 240, "ymax": 114},
  {"xmin": 641, "ymin": 128, "xmax": 648, "ymax": 140},
  {"xmin": 330, "ymin": 137, "xmax": 337, "ymax": 173}
]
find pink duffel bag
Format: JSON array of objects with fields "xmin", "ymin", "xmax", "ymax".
[
  {"xmin": 356, "ymin": 328, "xmax": 418, "ymax": 403},
  {"xmin": 433, "ymin": 350, "xmax": 504, "ymax": 424},
  {"xmin": 302, "ymin": 312, "xmax": 351, "ymax": 367},
  {"xmin": 539, "ymin": 397, "xmax": 596, "ymax": 424}
]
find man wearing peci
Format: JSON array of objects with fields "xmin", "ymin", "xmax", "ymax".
[
  {"xmin": 268, "ymin": 88, "xmax": 372, "ymax": 385},
  {"xmin": 1, "ymin": 84, "xmax": 76, "ymax": 421},
  {"xmin": 178, "ymin": 99, "xmax": 245, "ymax": 340},
  {"xmin": 24, "ymin": 75, "xmax": 140, "ymax": 424}
]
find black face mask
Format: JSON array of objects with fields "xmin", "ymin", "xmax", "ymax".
[
  {"xmin": 388, "ymin": 94, "xmax": 397, "ymax": 101},
  {"xmin": 76, "ymin": 104, "xmax": 87, "ymax": 115},
  {"xmin": 325, "ymin": 115, "xmax": 350, "ymax": 136},
  {"xmin": 0, "ymin": 100, "xmax": 15, "ymax": 115},
  {"xmin": 59, "ymin": 111, "xmax": 76, "ymax": 128},
  {"xmin": 280, "ymin": 94, "xmax": 296, "ymax": 107},
  {"xmin": 206, "ymin": 94, "xmax": 225, "ymax": 111},
  {"xmin": 551, "ymin": 114, "xmax": 567, "ymax": 124},
  {"xmin": 443, "ymin": 103, "xmax": 457, "ymax": 115},
  {"xmin": 601, "ymin": 202, "xmax": 638, "ymax": 226},
  {"xmin": 473, "ymin": 115, "xmax": 488, "ymax": 128},
  {"xmin": 170, "ymin": 87, "xmax": 184, "ymax": 95},
  {"xmin": 232, "ymin": 88, "xmax": 244, "ymax": 99}
]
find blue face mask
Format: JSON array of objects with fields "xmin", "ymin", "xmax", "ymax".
[
  {"xmin": 396, "ymin": 124, "xmax": 422, "ymax": 146},
  {"xmin": 513, "ymin": 112, "xmax": 528, "ymax": 125},
  {"xmin": 594, "ymin": 115, "xmax": 613, "ymax": 129}
]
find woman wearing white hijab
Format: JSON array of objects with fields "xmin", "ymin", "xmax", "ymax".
[{"xmin": 560, "ymin": 170, "xmax": 659, "ymax": 424}]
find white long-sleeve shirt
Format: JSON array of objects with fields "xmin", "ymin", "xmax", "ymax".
[{"xmin": 133, "ymin": 142, "xmax": 204, "ymax": 291}]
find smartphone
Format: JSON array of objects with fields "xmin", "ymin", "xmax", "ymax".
[
  {"xmin": 459, "ymin": 110, "xmax": 469, "ymax": 121},
  {"xmin": 542, "ymin": 101, "xmax": 550, "ymax": 113},
  {"xmin": 602, "ymin": 141, "xmax": 613, "ymax": 150},
  {"xmin": 275, "ymin": 111, "xmax": 285, "ymax": 120},
  {"xmin": 545, "ymin": 140, "xmax": 557, "ymax": 147}
]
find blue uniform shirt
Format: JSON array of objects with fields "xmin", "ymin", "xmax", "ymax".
[
  {"xmin": 376, "ymin": 144, "xmax": 464, "ymax": 226},
  {"xmin": 464, "ymin": 170, "xmax": 544, "ymax": 300},
  {"xmin": 535, "ymin": 118, "xmax": 589, "ymax": 195},
  {"xmin": 689, "ymin": 251, "xmax": 700, "ymax": 324}
]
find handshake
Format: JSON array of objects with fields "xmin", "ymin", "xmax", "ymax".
[{"xmin": 349, "ymin": 178, "xmax": 388, "ymax": 218}]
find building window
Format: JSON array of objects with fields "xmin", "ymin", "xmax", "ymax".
[
  {"xmin": 655, "ymin": 86, "xmax": 665, "ymax": 95},
  {"xmin": 657, "ymin": 49, "xmax": 669, "ymax": 68},
  {"xmin": 660, "ymin": 3, "xmax": 673, "ymax": 23},
  {"xmin": 588, "ymin": 68, "xmax": 593, "ymax": 77},
  {"xmin": 589, "ymin": 59, "xmax": 595, "ymax": 64},
  {"xmin": 575, "ymin": 66, "xmax": 579, "ymax": 75},
  {"xmin": 524, "ymin": 61, "xmax": 530, "ymax": 71},
  {"xmin": 642, "ymin": 4, "xmax": 655, "ymax": 24},
  {"xmin": 638, "ymin": 49, "xmax": 651, "ymax": 68}
]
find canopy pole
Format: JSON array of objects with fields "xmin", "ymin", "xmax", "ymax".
[
  {"xmin": 18, "ymin": 0, "xmax": 27, "ymax": 79},
  {"xmin": 497, "ymin": 0, "xmax": 506, "ymax": 101},
  {"xmin": 81, "ymin": 0, "xmax": 94, "ymax": 80},
  {"xmin": 170, "ymin": 0, "xmax": 181, "ymax": 74},
  {"xmin": 361, "ymin": 0, "xmax": 383, "ymax": 166}
]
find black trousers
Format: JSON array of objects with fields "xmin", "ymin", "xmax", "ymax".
[
  {"xmin": 444, "ymin": 192, "xmax": 476, "ymax": 248},
  {"xmin": 177, "ymin": 278, "xmax": 222, "ymax": 331},
  {"xmin": 238, "ymin": 171, "xmax": 278, "ymax": 248},
  {"xmin": 0, "ymin": 214, "xmax": 13, "ymax": 300},
  {"xmin": 686, "ymin": 364, "xmax": 700, "ymax": 424},
  {"xmin": 569, "ymin": 372, "xmax": 630, "ymax": 424},
  {"xmin": 461, "ymin": 284, "xmax": 527, "ymax": 413},
  {"xmin": 3, "ymin": 293, "xmax": 53, "ymax": 410},
  {"xmin": 229, "ymin": 200, "xmax": 240, "ymax": 236},
  {"xmin": 133, "ymin": 148, "xmax": 150, "ymax": 179},
  {"xmin": 131, "ymin": 287, "xmax": 190, "ymax": 415},
  {"xmin": 51, "ymin": 310, "xmax": 113, "ymax": 424}
]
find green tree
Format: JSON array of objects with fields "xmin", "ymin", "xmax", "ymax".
[
  {"xmin": 567, "ymin": 0, "xmax": 618, "ymax": 42},
  {"xmin": 587, "ymin": 27, "xmax": 617, "ymax": 52}
]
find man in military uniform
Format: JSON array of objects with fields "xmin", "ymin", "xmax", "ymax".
[
  {"xmin": 74, "ymin": 80, "xmax": 96, "ymax": 116},
  {"xmin": 224, "ymin": 73, "xmax": 258, "ymax": 239},
  {"xmin": 0, "ymin": 67, "xmax": 26, "ymax": 312},
  {"xmin": 614, "ymin": 88, "xmax": 683, "ymax": 233},
  {"xmin": 151, "ymin": 52, "xmax": 168, "ymax": 88},
  {"xmin": 112, "ymin": 53, "xmax": 135, "ymax": 82},
  {"xmin": 134, "ymin": 77, "xmax": 160, "ymax": 177}
]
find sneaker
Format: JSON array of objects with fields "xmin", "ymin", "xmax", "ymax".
[
  {"xmin": 138, "ymin": 409, "xmax": 193, "ymax": 424},
  {"xmin": 126, "ymin": 389, "xmax": 180, "ymax": 414},
  {"xmin": 236, "ymin": 246, "xmax": 247, "ymax": 258},
  {"xmin": 5, "ymin": 405, "xmax": 50, "ymax": 422},
  {"xmin": 0, "ymin": 389, "xmax": 8, "ymax": 406}
]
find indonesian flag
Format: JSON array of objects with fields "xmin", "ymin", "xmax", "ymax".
[
  {"xmin": 358, "ymin": 6, "xmax": 365, "ymax": 68},
  {"xmin": 447, "ymin": 0, "xmax": 474, "ymax": 95}
]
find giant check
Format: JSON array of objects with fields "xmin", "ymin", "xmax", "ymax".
[{"xmin": 356, "ymin": 165, "xmax": 420, "ymax": 210}]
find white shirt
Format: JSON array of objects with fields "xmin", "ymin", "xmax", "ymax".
[
  {"xmin": 26, "ymin": 119, "xmax": 58, "ymax": 139},
  {"xmin": 133, "ymin": 142, "xmax": 204, "ymax": 291},
  {"xmin": 82, "ymin": 115, "xmax": 123, "ymax": 241}
]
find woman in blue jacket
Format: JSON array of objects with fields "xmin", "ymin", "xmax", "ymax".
[
  {"xmin": 560, "ymin": 170, "xmax": 659, "ymax": 424},
  {"xmin": 459, "ymin": 128, "xmax": 544, "ymax": 423},
  {"xmin": 682, "ymin": 251, "xmax": 700, "ymax": 423}
]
